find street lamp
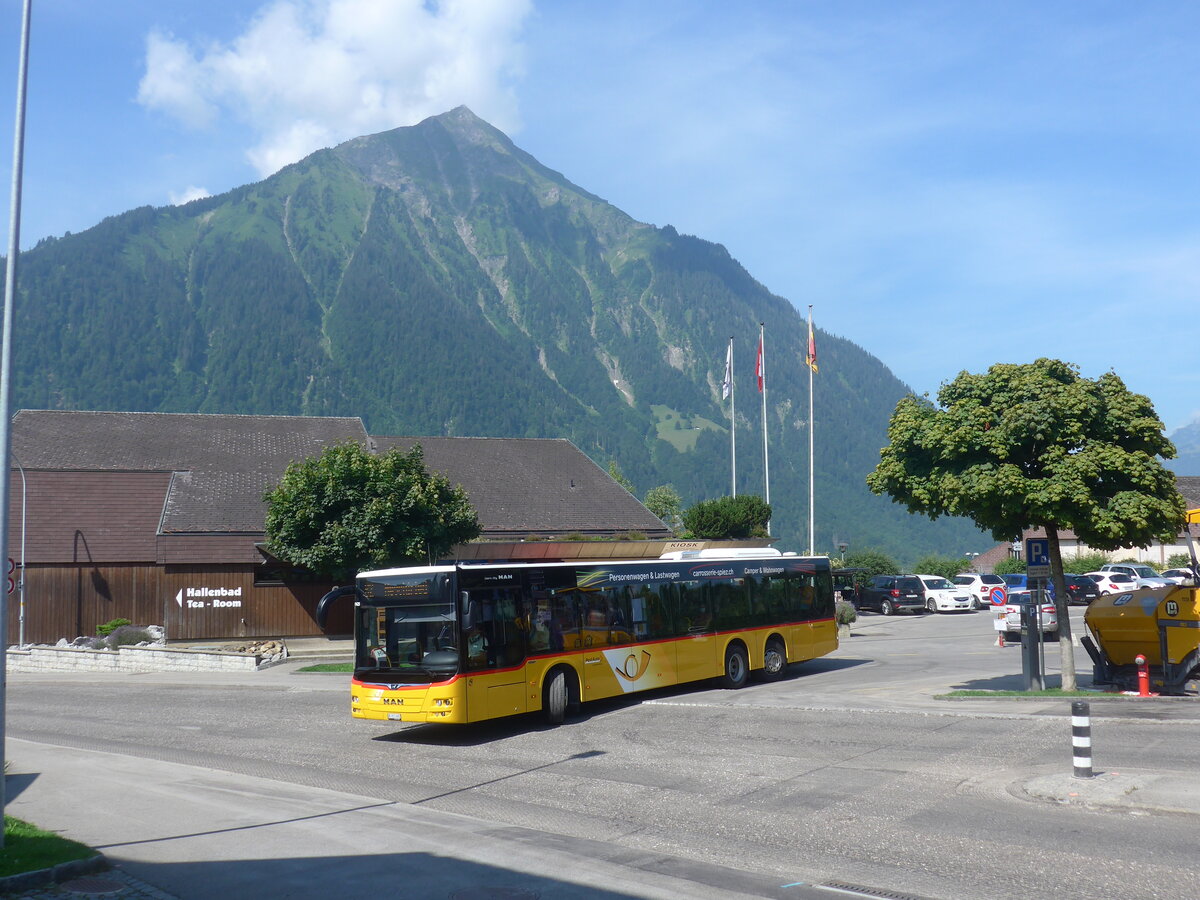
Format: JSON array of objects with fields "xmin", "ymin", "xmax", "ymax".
[
  {"xmin": 836, "ymin": 541, "xmax": 848, "ymax": 563},
  {"xmin": 965, "ymin": 552, "xmax": 980, "ymax": 571}
]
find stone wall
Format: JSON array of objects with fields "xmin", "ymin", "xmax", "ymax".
[{"xmin": 6, "ymin": 644, "xmax": 266, "ymax": 673}]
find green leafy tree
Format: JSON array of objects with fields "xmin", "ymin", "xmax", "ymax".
[
  {"xmin": 992, "ymin": 556, "xmax": 1027, "ymax": 576},
  {"xmin": 263, "ymin": 442, "xmax": 481, "ymax": 580},
  {"xmin": 682, "ymin": 495, "xmax": 770, "ymax": 539},
  {"xmin": 841, "ymin": 549, "xmax": 899, "ymax": 579},
  {"xmin": 914, "ymin": 554, "xmax": 970, "ymax": 580},
  {"xmin": 607, "ymin": 460, "xmax": 635, "ymax": 494},
  {"xmin": 643, "ymin": 484, "xmax": 683, "ymax": 531},
  {"xmin": 867, "ymin": 359, "xmax": 1186, "ymax": 690}
]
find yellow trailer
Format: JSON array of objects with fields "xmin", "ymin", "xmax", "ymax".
[{"xmin": 1082, "ymin": 508, "xmax": 1200, "ymax": 694}]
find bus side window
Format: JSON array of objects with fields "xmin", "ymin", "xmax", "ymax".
[
  {"xmin": 797, "ymin": 575, "xmax": 816, "ymax": 619},
  {"xmin": 551, "ymin": 590, "xmax": 580, "ymax": 650},
  {"xmin": 607, "ymin": 587, "xmax": 632, "ymax": 645},
  {"xmin": 528, "ymin": 590, "xmax": 552, "ymax": 652}
]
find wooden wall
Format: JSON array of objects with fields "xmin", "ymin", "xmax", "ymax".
[{"xmin": 6, "ymin": 564, "xmax": 353, "ymax": 645}]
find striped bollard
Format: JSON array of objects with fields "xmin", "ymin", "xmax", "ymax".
[{"xmin": 1071, "ymin": 700, "xmax": 1092, "ymax": 778}]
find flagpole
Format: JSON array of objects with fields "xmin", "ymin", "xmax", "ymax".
[
  {"xmin": 807, "ymin": 305, "xmax": 815, "ymax": 555},
  {"xmin": 758, "ymin": 323, "xmax": 770, "ymax": 529},
  {"xmin": 728, "ymin": 337, "xmax": 736, "ymax": 497}
]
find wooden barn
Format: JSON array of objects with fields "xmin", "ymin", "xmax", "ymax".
[{"xmin": 6, "ymin": 410, "xmax": 672, "ymax": 644}]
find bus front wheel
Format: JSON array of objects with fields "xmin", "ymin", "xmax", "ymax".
[
  {"xmin": 720, "ymin": 644, "xmax": 749, "ymax": 689},
  {"xmin": 544, "ymin": 669, "xmax": 568, "ymax": 725}
]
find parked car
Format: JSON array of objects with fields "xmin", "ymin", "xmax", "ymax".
[
  {"xmin": 1098, "ymin": 562, "xmax": 1172, "ymax": 589},
  {"xmin": 1160, "ymin": 568, "xmax": 1197, "ymax": 586},
  {"xmin": 857, "ymin": 574, "xmax": 926, "ymax": 615},
  {"xmin": 914, "ymin": 574, "xmax": 974, "ymax": 613},
  {"xmin": 1061, "ymin": 574, "xmax": 1100, "ymax": 605},
  {"xmin": 1000, "ymin": 594, "xmax": 1058, "ymax": 641},
  {"xmin": 1084, "ymin": 571, "xmax": 1138, "ymax": 595},
  {"xmin": 1001, "ymin": 573, "xmax": 1028, "ymax": 591},
  {"xmin": 952, "ymin": 573, "xmax": 1007, "ymax": 610},
  {"xmin": 1024, "ymin": 573, "xmax": 1100, "ymax": 606}
]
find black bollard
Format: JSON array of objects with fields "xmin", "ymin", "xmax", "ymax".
[{"xmin": 1071, "ymin": 700, "xmax": 1092, "ymax": 778}]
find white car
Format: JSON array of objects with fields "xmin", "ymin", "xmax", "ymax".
[
  {"xmin": 1160, "ymin": 568, "xmax": 1196, "ymax": 586},
  {"xmin": 1084, "ymin": 571, "xmax": 1138, "ymax": 595},
  {"xmin": 1098, "ymin": 563, "xmax": 1172, "ymax": 589},
  {"xmin": 915, "ymin": 574, "xmax": 974, "ymax": 613},
  {"xmin": 952, "ymin": 573, "xmax": 1007, "ymax": 610}
]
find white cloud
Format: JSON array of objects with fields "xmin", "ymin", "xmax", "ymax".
[
  {"xmin": 169, "ymin": 186, "xmax": 212, "ymax": 205},
  {"xmin": 138, "ymin": 0, "xmax": 533, "ymax": 177}
]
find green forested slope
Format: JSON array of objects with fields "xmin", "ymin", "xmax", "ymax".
[{"xmin": 7, "ymin": 106, "xmax": 983, "ymax": 562}]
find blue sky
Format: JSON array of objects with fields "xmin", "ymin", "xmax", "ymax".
[{"xmin": 2, "ymin": 0, "xmax": 1198, "ymax": 434}]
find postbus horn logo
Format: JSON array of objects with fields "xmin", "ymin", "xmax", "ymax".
[{"xmin": 614, "ymin": 650, "xmax": 652, "ymax": 682}]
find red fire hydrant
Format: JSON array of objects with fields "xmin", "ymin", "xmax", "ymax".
[{"xmin": 1135, "ymin": 654, "xmax": 1151, "ymax": 697}]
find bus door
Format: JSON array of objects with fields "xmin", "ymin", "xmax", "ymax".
[
  {"xmin": 805, "ymin": 570, "xmax": 837, "ymax": 657},
  {"xmin": 461, "ymin": 583, "xmax": 529, "ymax": 721}
]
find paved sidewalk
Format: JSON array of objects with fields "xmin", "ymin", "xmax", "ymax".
[{"xmin": 2, "ymin": 738, "xmax": 814, "ymax": 900}]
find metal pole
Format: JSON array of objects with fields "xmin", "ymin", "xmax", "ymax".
[
  {"xmin": 728, "ymin": 337, "xmax": 735, "ymax": 497},
  {"xmin": 11, "ymin": 452, "xmax": 24, "ymax": 646},
  {"xmin": 759, "ymin": 323, "xmax": 769, "ymax": 531},
  {"xmin": 1, "ymin": 0, "xmax": 34, "ymax": 849},
  {"xmin": 807, "ymin": 305, "xmax": 814, "ymax": 555}
]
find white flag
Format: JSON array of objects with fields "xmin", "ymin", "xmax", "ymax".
[{"xmin": 721, "ymin": 341, "xmax": 732, "ymax": 399}]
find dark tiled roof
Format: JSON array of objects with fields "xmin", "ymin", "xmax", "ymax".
[
  {"xmin": 1177, "ymin": 476, "xmax": 1200, "ymax": 510},
  {"xmin": 9, "ymin": 413, "xmax": 670, "ymax": 561},
  {"xmin": 370, "ymin": 436, "xmax": 672, "ymax": 539},
  {"xmin": 9, "ymin": 471, "xmax": 172, "ymax": 563},
  {"xmin": 13, "ymin": 410, "xmax": 368, "ymax": 534}
]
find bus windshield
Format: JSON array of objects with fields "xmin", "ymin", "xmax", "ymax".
[{"xmin": 355, "ymin": 571, "xmax": 457, "ymax": 681}]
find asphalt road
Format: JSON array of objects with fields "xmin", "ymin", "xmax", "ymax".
[{"xmin": 7, "ymin": 606, "xmax": 1199, "ymax": 900}]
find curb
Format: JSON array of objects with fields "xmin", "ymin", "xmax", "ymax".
[{"xmin": 0, "ymin": 852, "xmax": 107, "ymax": 895}]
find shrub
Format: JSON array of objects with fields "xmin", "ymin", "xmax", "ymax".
[
  {"xmin": 96, "ymin": 618, "xmax": 131, "ymax": 637},
  {"xmin": 1063, "ymin": 551, "xmax": 1110, "ymax": 573},
  {"xmin": 682, "ymin": 495, "xmax": 770, "ymax": 539},
  {"xmin": 1166, "ymin": 552, "xmax": 1195, "ymax": 569},
  {"xmin": 835, "ymin": 600, "xmax": 857, "ymax": 626},
  {"xmin": 915, "ymin": 554, "xmax": 970, "ymax": 580},
  {"xmin": 992, "ymin": 556, "xmax": 1027, "ymax": 575},
  {"xmin": 841, "ymin": 549, "xmax": 898, "ymax": 579},
  {"xmin": 103, "ymin": 625, "xmax": 155, "ymax": 650}
]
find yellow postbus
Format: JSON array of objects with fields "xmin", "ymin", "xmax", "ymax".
[{"xmin": 342, "ymin": 549, "xmax": 835, "ymax": 726}]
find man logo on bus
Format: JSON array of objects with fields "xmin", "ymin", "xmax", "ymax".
[{"xmin": 615, "ymin": 649, "xmax": 652, "ymax": 682}]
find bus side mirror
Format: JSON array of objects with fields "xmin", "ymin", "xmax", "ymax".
[{"xmin": 461, "ymin": 592, "xmax": 473, "ymax": 629}]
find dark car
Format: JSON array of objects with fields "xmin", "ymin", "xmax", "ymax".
[
  {"xmin": 857, "ymin": 575, "xmax": 926, "ymax": 616},
  {"xmin": 1062, "ymin": 574, "xmax": 1100, "ymax": 605}
]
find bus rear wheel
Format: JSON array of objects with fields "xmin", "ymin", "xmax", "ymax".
[
  {"xmin": 720, "ymin": 644, "xmax": 750, "ymax": 689},
  {"xmin": 544, "ymin": 669, "xmax": 568, "ymax": 725},
  {"xmin": 761, "ymin": 638, "xmax": 787, "ymax": 682}
]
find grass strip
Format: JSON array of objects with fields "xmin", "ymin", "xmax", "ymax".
[
  {"xmin": 0, "ymin": 816, "xmax": 95, "ymax": 878},
  {"xmin": 295, "ymin": 662, "xmax": 353, "ymax": 673}
]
